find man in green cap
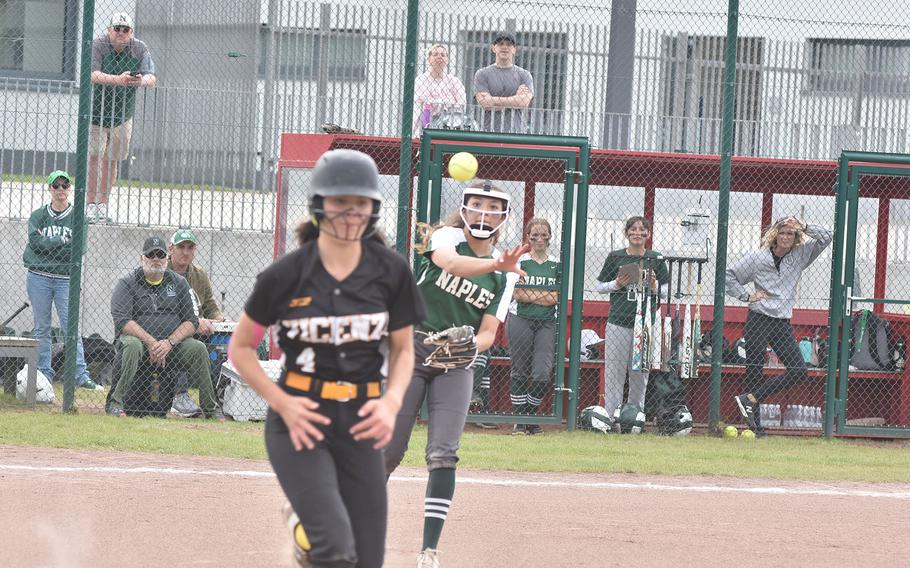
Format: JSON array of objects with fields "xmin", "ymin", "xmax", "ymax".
[
  {"xmin": 22, "ymin": 171, "xmax": 102, "ymax": 391},
  {"xmin": 167, "ymin": 228, "xmax": 226, "ymax": 417}
]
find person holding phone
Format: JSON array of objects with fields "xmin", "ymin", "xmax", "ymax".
[
  {"xmin": 594, "ymin": 216, "xmax": 668, "ymax": 419},
  {"xmin": 727, "ymin": 216, "xmax": 833, "ymax": 436},
  {"xmin": 88, "ymin": 12, "xmax": 157, "ymax": 224}
]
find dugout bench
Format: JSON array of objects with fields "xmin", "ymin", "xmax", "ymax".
[{"xmin": 482, "ymin": 302, "xmax": 910, "ymax": 433}]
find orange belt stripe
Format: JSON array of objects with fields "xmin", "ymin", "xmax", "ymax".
[{"xmin": 285, "ymin": 371, "xmax": 382, "ymax": 400}]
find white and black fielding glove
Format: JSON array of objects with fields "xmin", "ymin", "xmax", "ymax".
[{"xmin": 421, "ymin": 325, "xmax": 478, "ymax": 370}]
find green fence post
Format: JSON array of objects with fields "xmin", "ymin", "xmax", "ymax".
[
  {"xmin": 566, "ymin": 142, "xmax": 591, "ymax": 431},
  {"xmin": 824, "ymin": 155, "xmax": 850, "ymax": 437},
  {"xmin": 708, "ymin": 0, "xmax": 739, "ymax": 432},
  {"xmin": 396, "ymin": 0, "xmax": 420, "ymax": 255},
  {"xmin": 62, "ymin": 0, "xmax": 96, "ymax": 412}
]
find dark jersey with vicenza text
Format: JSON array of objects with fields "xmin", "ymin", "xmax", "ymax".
[{"xmin": 244, "ymin": 239, "xmax": 425, "ymax": 389}]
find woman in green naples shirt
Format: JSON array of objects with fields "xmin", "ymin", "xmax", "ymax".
[
  {"xmin": 595, "ymin": 216, "xmax": 668, "ymax": 418},
  {"xmin": 507, "ymin": 218, "xmax": 560, "ymax": 435}
]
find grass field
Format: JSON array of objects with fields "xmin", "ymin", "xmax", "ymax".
[{"xmin": 2, "ymin": 409, "xmax": 909, "ymax": 482}]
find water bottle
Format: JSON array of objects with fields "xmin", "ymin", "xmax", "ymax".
[
  {"xmin": 894, "ymin": 337, "xmax": 906, "ymax": 371},
  {"xmin": 421, "ymin": 103, "xmax": 433, "ymax": 129},
  {"xmin": 799, "ymin": 337, "xmax": 812, "ymax": 364}
]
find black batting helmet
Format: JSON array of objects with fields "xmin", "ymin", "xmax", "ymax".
[{"xmin": 311, "ymin": 149, "xmax": 383, "ymax": 202}]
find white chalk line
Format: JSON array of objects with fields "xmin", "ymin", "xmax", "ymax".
[{"xmin": 2, "ymin": 463, "xmax": 909, "ymax": 500}]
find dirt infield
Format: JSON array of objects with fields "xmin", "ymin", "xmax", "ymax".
[{"xmin": 2, "ymin": 445, "xmax": 909, "ymax": 567}]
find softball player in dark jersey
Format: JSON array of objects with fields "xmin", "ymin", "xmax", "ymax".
[
  {"xmin": 228, "ymin": 150, "xmax": 425, "ymax": 568},
  {"xmin": 383, "ymin": 180, "xmax": 528, "ymax": 568}
]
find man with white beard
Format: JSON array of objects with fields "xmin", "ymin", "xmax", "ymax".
[{"xmin": 107, "ymin": 236, "xmax": 221, "ymax": 418}]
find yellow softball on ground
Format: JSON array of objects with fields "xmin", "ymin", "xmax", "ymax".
[
  {"xmin": 741, "ymin": 429, "xmax": 756, "ymax": 440},
  {"xmin": 448, "ymin": 152, "xmax": 478, "ymax": 181},
  {"xmin": 723, "ymin": 425, "xmax": 738, "ymax": 438}
]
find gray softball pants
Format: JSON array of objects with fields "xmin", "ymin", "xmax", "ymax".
[
  {"xmin": 507, "ymin": 314, "xmax": 556, "ymax": 401},
  {"xmin": 603, "ymin": 322, "xmax": 649, "ymax": 415},
  {"xmin": 384, "ymin": 337, "xmax": 473, "ymax": 474}
]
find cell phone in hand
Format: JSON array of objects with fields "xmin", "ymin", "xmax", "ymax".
[{"xmin": 130, "ymin": 71, "xmax": 143, "ymax": 77}]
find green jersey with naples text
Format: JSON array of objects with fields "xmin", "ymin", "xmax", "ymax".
[
  {"xmin": 416, "ymin": 226, "xmax": 516, "ymax": 332},
  {"xmin": 510, "ymin": 254, "xmax": 560, "ymax": 320}
]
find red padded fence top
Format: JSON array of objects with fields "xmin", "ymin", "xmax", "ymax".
[{"xmin": 278, "ymin": 133, "xmax": 910, "ymax": 198}]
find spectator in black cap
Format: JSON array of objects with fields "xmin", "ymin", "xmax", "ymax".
[
  {"xmin": 473, "ymin": 32, "xmax": 534, "ymax": 133},
  {"xmin": 106, "ymin": 236, "xmax": 221, "ymax": 419}
]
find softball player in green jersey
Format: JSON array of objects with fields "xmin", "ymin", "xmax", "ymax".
[
  {"xmin": 384, "ymin": 180, "xmax": 529, "ymax": 568},
  {"xmin": 595, "ymin": 216, "xmax": 669, "ymax": 418},
  {"xmin": 507, "ymin": 218, "xmax": 560, "ymax": 435}
]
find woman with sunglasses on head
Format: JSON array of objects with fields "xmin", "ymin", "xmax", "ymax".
[
  {"xmin": 507, "ymin": 218, "xmax": 560, "ymax": 435},
  {"xmin": 595, "ymin": 216, "xmax": 668, "ymax": 420},
  {"xmin": 228, "ymin": 150, "xmax": 425, "ymax": 568},
  {"xmin": 727, "ymin": 216, "xmax": 833, "ymax": 437},
  {"xmin": 22, "ymin": 170, "xmax": 101, "ymax": 390},
  {"xmin": 413, "ymin": 43, "xmax": 467, "ymax": 134},
  {"xmin": 383, "ymin": 180, "xmax": 528, "ymax": 568}
]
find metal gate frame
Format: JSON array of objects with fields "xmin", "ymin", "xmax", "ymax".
[
  {"xmin": 415, "ymin": 130, "xmax": 591, "ymax": 429},
  {"xmin": 827, "ymin": 151, "xmax": 910, "ymax": 437}
]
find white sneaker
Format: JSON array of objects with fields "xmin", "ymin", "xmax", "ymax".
[
  {"xmin": 282, "ymin": 500, "xmax": 311, "ymax": 567},
  {"xmin": 97, "ymin": 202, "xmax": 112, "ymax": 224},
  {"xmin": 85, "ymin": 203, "xmax": 97, "ymax": 223},
  {"xmin": 417, "ymin": 548, "xmax": 440, "ymax": 568}
]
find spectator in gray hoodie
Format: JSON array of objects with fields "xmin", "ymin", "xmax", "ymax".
[{"xmin": 726, "ymin": 216, "xmax": 833, "ymax": 436}]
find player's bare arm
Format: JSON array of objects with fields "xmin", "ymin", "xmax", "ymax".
[
  {"xmin": 475, "ymin": 314, "xmax": 501, "ymax": 353},
  {"xmin": 432, "ymin": 243, "xmax": 529, "ymax": 278},
  {"xmin": 511, "ymin": 288, "xmax": 558, "ymax": 306},
  {"xmin": 229, "ymin": 312, "xmax": 330, "ymax": 451},
  {"xmin": 350, "ymin": 325, "xmax": 415, "ymax": 449}
]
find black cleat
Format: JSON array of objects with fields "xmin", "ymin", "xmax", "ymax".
[{"xmin": 734, "ymin": 394, "xmax": 759, "ymax": 431}]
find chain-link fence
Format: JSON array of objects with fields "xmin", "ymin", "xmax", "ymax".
[{"xmin": 2, "ymin": 0, "xmax": 909, "ymax": 437}]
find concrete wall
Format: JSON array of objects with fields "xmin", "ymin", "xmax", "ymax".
[{"xmin": 1, "ymin": 219, "xmax": 274, "ymax": 340}]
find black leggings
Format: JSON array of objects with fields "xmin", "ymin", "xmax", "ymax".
[
  {"xmin": 744, "ymin": 311, "xmax": 808, "ymax": 402},
  {"xmin": 265, "ymin": 400, "xmax": 386, "ymax": 568}
]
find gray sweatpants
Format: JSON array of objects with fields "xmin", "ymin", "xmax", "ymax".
[
  {"xmin": 384, "ymin": 337, "xmax": 473, "ymax": 474},
  {"xmin": 603, "ymin": 322, "xmax": 649, "ymax": 415}
]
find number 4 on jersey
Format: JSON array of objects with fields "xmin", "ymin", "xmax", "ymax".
[{"xmin": 296, "ymin": 347, "xmax": 315, "ymax": 373}]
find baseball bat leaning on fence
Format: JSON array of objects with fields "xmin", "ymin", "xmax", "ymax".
[
  {"xmin": 649, "ymin": 263, "xmax": 662, "ymax": 371},
  {"xmin": 2, "ymin": 302, "xmax": 30, "ymax": 329},
  {"xmin": 692, "ymin": 261, "xmax": 703, "ymax": 378},
  {"xmin": 642, "ymin": 265, "xmax": 653, "ymax": 370},
  {"xmin": 680, "ymin": 262, "xmax": 693, "ymax": 379},
  {"xmin": 631, "ymin": 262, "xmax": 645, "ymax": 372},
  {"xmin": 661, "ymin": 260, "xmax": 673, "ymax": 372}
]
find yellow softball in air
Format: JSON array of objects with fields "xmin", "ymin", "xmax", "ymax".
[{"xmin": 448, "ymin": 152, "xmax": 478, "ymax": 182}]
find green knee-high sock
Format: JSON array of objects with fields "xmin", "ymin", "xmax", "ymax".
[
  {"xmin": 511, "ymin": 374, "xmax": 528, "ymax": 415},
  {"xmin": 422, "ymin": 468, "xmax": 456, "ymax": 550},
  {"xmin": 527, "ymin": 381, "xmax": 548, "ymax": 415},
  {"xmin": 480, "ymin": 374, "xmax": 491, "ymax": 412}
]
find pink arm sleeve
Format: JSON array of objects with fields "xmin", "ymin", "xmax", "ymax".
[{"xmin": 227, "ymin": 321, "xmax": 267, "ymax": 367}]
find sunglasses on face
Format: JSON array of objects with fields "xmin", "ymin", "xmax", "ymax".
[
  {"xmin": 529, "ymin": 233, "xmax": 550, "ymax": 241},
  {"xmin": 52, "ymin": 183, "xmax": 70, "ymax": 190},
  {"xmin": 113, "ymin": 26, "xmax": 131, "ymax": 33},
  {"xmin": 144, "ymin": 251, "xmax": 167, "ymax": 259}
]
